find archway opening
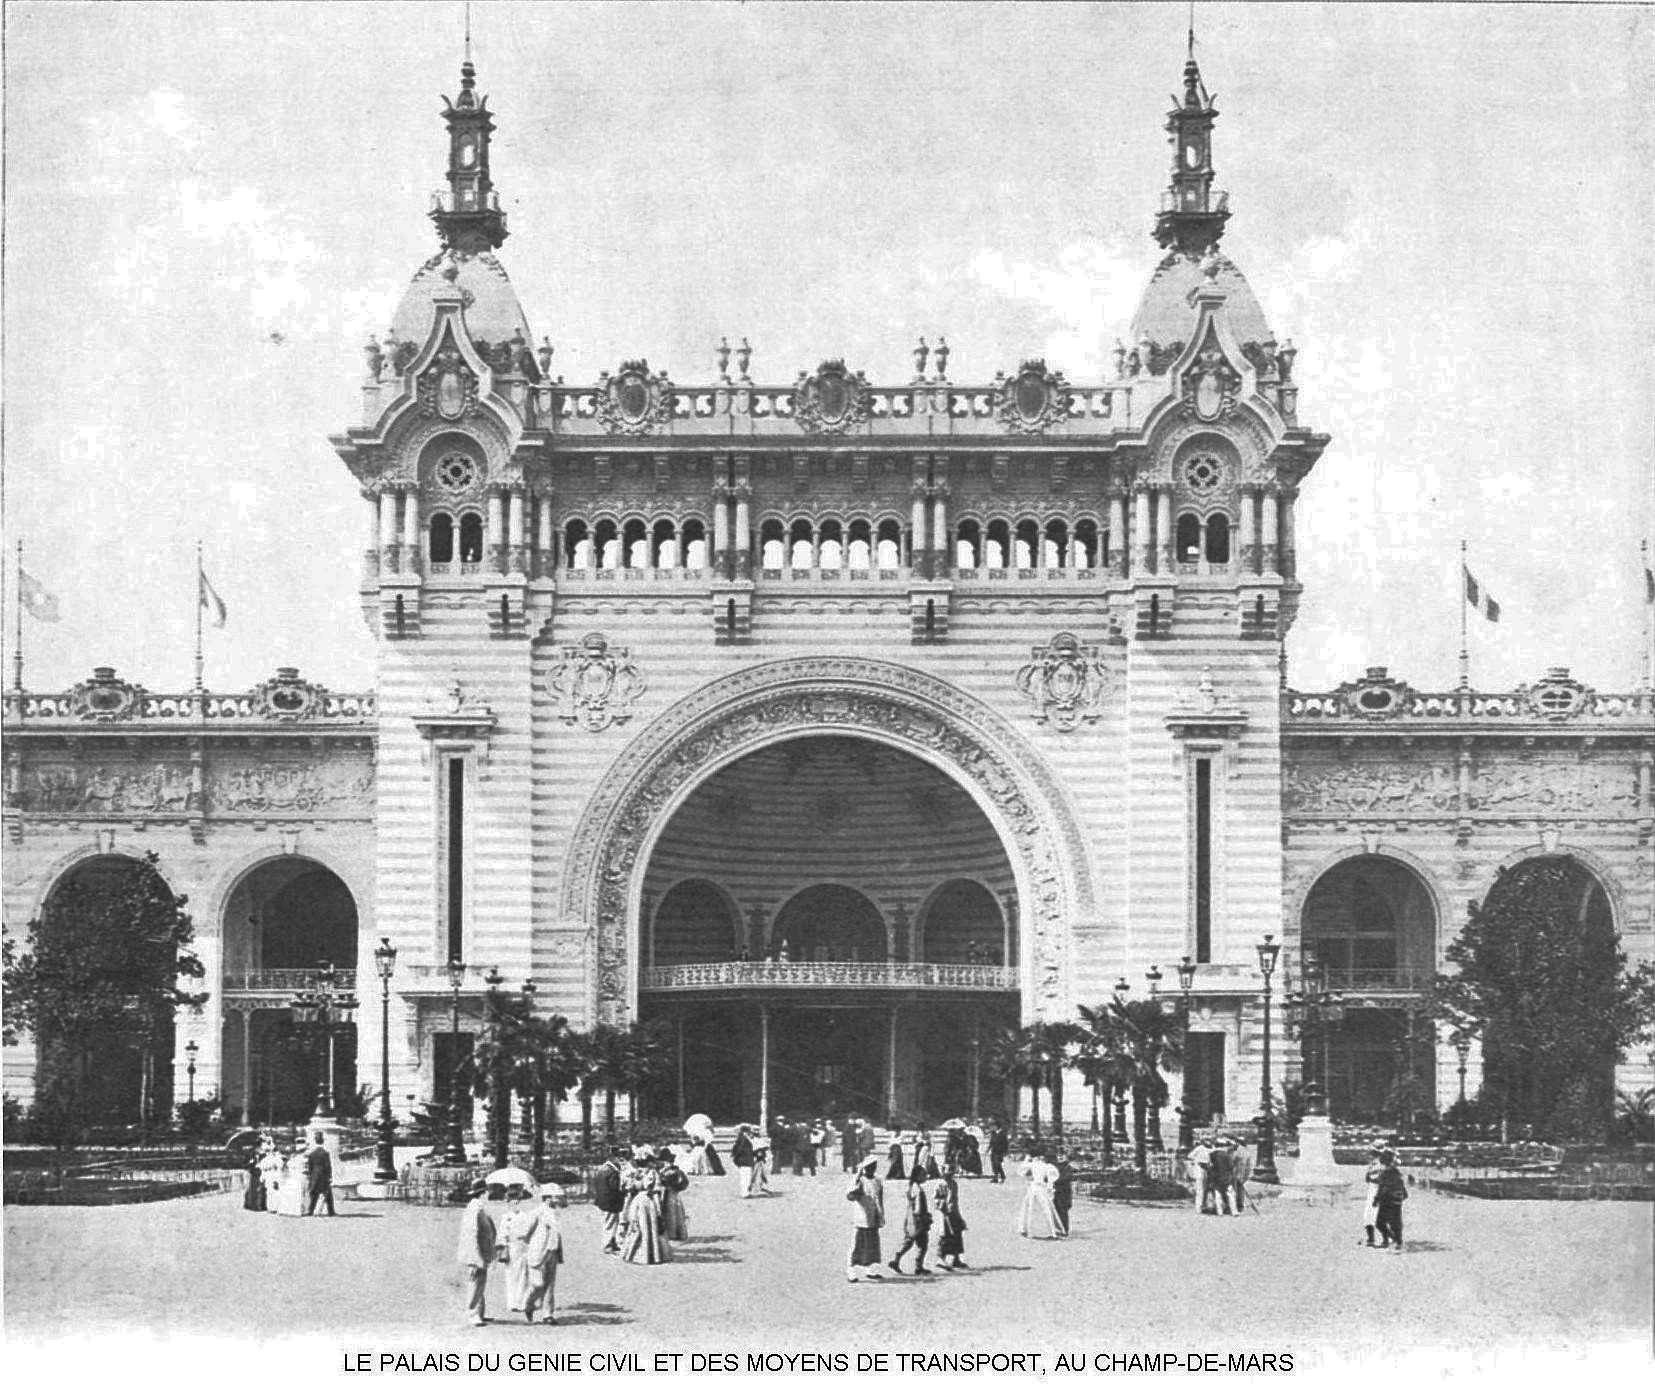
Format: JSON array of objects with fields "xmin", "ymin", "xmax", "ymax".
[
  {"xmin": 221, "ymin": 858, "xmax": 361, "ymax": 1126},
  {"xmin": 1300, "ymin": 855, "xmax": 1438, "ymax": 1124},
  {"xmin": 639, "ymin": 734, "xmax": 1021, "ymax": 1124},
  {"xmin": 32, "ymin": 855, "xmax": 183, "ymax": 1130}
]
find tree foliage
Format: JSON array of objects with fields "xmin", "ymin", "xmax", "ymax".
[
  {"xmin": 1426, "ymin": 859, "xmax": 1655, "ymax": 1139},
  {"xmin": 2, "ymin": 852, "xmax": 207, "ymax": 1139}
]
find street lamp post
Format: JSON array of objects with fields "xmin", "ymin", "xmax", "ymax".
[
  {"xmin": 1145, "ymin": 965, "xmax": 1165, "ymax": 1151},
  {"xmin": 184, "ymin": 1038, "xmax": 198, "ymax": 1105},
  {"xmin": 1454, "ymin": 1033, "xmax": 1471, "ymax": 1112},
  {"xmin": 1254, "ymin": 934, "xmax": 1282, "ymax": 1184},
  {"xmin": 372, "ymin": 938, "xmax": 399, "ymax": 1182},
  {"xmin": 1110, "ymin": 976, "xmax": 1130, "ymax": 1144},
  {"xmin": 1176, "ymin": 955, "xmax": 1197, "ymax": 1154},
  {"xmin": 520, "ymin": 978, "xmax": 539, "ymax": 1171},
  {"xmin": 442, "ymin": 958, "xmax": 469, "ymax": 1166},
  {"xmin": 291, "ymin": 962, "xmax": 359, "ymax": 1119},
  {"xmin": 484, "ymin": 966, "xmax": 508, "ymax": 1169}
]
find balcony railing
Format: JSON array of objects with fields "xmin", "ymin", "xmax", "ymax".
[
  {"xmin": 1318, "ymin": 966, "xmax": 1434, "ymax": 994},
  {"xmin": 642, "ymin": 961, "xmax": 1019, "ymax": 992},
  {"xmin": 224, "ymin": 969, "xmax": 358, "ymax": 993}
]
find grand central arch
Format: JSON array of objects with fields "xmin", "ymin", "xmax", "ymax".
[{"xmin": 559, "ymin": 657, "xmax": 1098, "ymax": 1122}]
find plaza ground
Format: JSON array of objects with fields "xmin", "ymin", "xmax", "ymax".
[{"xmin": 4, "ymin": 1158, "xmax": 1650, "ymax": 1380}]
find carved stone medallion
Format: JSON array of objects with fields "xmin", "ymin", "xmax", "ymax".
[
  {"xmin": 548, "ymin": 633, "xmax": 647, "ymax": 732},
  {"xmin": 594, "ymin": 360, "xmax": 676, "ymax": 436},
  {"xmin": 995, "ymin": 359, "xmax": 1071, "ymax": 434},
  {"xmin": 418, "ymin": 345, "xmax": 479, "ymax": 420},
  {"xmin": 1181, "ymin": 341, "xmax": 1241, "ymax": 422},
  {"xmin": 792, "ymin": 360, "xmax": 871, "ymax": 435},
  {"xmin": 1013, "ymin": 633, "xmax": 1110, "ymax": 730}
]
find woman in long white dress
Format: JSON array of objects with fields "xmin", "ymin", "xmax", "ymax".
[
  {"xmin": 500, "ymin": 1193, "xmax": 540, "ymax": 1313},
  {"xmin": 276, "ymin": 1148, "xmax": 308, "ymax": 1216},
  {"xmin": 1016, "ymin": 1153, "xmax": 1064, "ymax": 1239},
  {"xmin": 619, "ymin": 1159, "xmax": 671, "ymax": 1265},
  {"xmin": 257, "ymin": 1145, "xmax": 285, "ymax": 1214}
]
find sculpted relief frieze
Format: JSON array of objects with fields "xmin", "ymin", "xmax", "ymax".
[
  {"xmin": 1285, "ymin": 762, "xmax": 1457, "ymax": 816},
  {"xmin": 562, "ymin": 657, "xmax": 1093, "ymax": 1025},
  {"xmin": 19, "ymin": 757, "xmax": 373, "ymax": 818},
  {"xmin": 210, "ymin": 760, "xmax": 373, "ymax": 815},
  {"xmin": 23, "ymin": 762, "xmax": 197, "ymax": 815},
  {"xmin": 1285, "ymin": 757, "xmax": 1638, "ymax": 820},
  {"xmin": 1471, "ymin": 761, "xmax": 1637, "ymax": 816}
]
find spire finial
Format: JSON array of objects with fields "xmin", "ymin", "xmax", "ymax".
[
  {"xmin": 1188, "ymin": 1, "xmax": 1195, "ymax": 61},
  {"xmin": 464, "ymin": 1, "xmax": 472, "ymax": 65}
]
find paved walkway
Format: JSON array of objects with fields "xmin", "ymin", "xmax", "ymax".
[{"xmin": 5, "ymin": 1163, "xmax": 1651, "ymax": 1374}]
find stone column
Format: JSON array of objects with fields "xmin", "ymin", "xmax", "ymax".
[
  {"xmin": 1240, "ymin": 490, "xmax": 1258, "ymax": 575},
  {"xmin": 1280, "ymin": 486, "xmax": 1298, "ymax": 580},
  {"xmin": 1132, "ymin": 483, "xmax": 1151, "ymax": 577},
  {"xmin": 536, "ymin": 495, "xmax": 554, "ymax": 578},
  {"xmin": 1156, "ymin": 487, "xmax": 1173, "ymax": 574},
  {"xmin": 759, "ymin": 1005, "xmax": 771, "ymax": 1135},
  {"xmin": 931, "ymin": 485, "xmax": 949, "ymax": 577},
  {"xmin": 1262, "ymin": 485, "xmax": 1280, "ymax": 576},
  {"xmin": 377, "ymin": 490, "xmax": 397, "ymax": 575},
  {"xmin": 910, "ymin": 482, "xmax": 929, "ymax": 577},
  {"xmin": 886, "ymin": 1007, "xmax": 900, "ymax": 1123},
  {"xmin": 507, "ymin": 486, "xmax": 526, "ymax": 576},
  {"xmin": 1107, "ymin": 492, "xmax": 1126, "ymax": 577},
  {"xmin": 486, "ymin": 489, "xmax": 506, "ymax": 574},
  {"xmin": 712, "ymin": 484, "xmax": 730, "ymax": 577},
  {"xmin": 1069, "ymin": 519, "xmax": 1085, "ymax": 575},
  {"xmin": 400, "ymin": 485, "xmax": 420, "ymax": 575},
  {"xmin": 733, "ymin": 485, "xmax": 751, "ymax": 578}
]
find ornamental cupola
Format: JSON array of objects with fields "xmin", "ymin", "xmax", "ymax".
[
  {"xmin": 432, "ymin": 47, "xmax": 508, "ymax": 254},
  {"xmin": 1153, "ymin": 33, "xmax": 1229, "ymax": 258}
]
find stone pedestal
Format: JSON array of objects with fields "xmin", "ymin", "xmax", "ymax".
[{"xmin": 1280, "ymin": 1115, "xmax": 1352, "ymax": 1199}]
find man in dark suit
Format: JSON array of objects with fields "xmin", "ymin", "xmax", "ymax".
[
  {"xmin": 592, "ymin": 1147, "xmax": 626, "ymax": 1253},
  {"xmin": 304, "ymin": 1131, "xmax": 335, "ymax": 1216},
  {"xmin": 988, "ymin": 1123, "xmax": 1010, "ymax": 1184}
]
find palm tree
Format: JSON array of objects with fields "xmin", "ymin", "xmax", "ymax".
[
  {"xmin": 517, "ymin": 1012, "xmax": 580, "ymax": 1173},
  {"xmin": 1076, "ymin": 1004, "xmax": 1135, "ymax": 1166},
  {"xmin": 617, "ymin": 1018, "xmax": 672, "ymax": 1133},
  {"xmin": 1110, "ymin": 997, "xmax": 1186, "ymax": 1175},
  {"xmin": 987, "ymin": 1021, "xmax": 1083, "ymax": 1141}
]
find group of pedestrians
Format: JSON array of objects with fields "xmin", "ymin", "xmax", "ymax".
[
  {"xmin": 1361, "ymin": 1144, "xmax": 1408, "ymax": 1250},
  {"xmin": 1187, "ymin": 1135, "xmax": 1253, "ymax": 1216},
  {"xmin": 844, "ymin": 1155, "xmax": 971, "ymax": 1281},
  {"xmin": 591, "ymin": 1145, "xmax": 690, "ymax": 1262},
  {"xmin": 244, "ymin": 1130, "xmax": 335, "ymax": 1217},
  {"xmin": 457, "ymin": 1180, "xmax": 566, "ymax": 1326}
]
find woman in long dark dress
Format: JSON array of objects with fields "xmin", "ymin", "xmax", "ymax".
[
  {"xmin": 933, "ymin": 1165, "xmax": 968, "ymax": 1270},
  {"xmin": 886, "ymin": 1138, "xmax": 906, "ymax": 1180}
]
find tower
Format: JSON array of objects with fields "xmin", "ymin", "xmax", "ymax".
[{"xmin": 1153, "ymin": 34, "xmax": 1229, "ymax": 257}]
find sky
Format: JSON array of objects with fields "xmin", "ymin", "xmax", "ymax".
[{"xmin": 3, "ymin": 0, "xmax": 1652, "ymax": 697}]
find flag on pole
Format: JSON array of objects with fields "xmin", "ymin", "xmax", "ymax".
[
  {"xmin": 1462, "ymin": 565, "xmax": 1500, "ymax": 623},
  {"xmin": 19, "ymin": 568, "xmax": 61, "ymax": 623},
  {"xmin": 199, "ymin": 566, "xmax": 228, "ymax": 628}
]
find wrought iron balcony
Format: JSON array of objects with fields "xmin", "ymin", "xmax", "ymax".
[
  {"xmin": 223, "ymin": 968, "xmax": 358, "ymax": 993},
  {"xmin": 1318, "ymin": 966, "xmax": 1433, "ymax": 994},
  {"xmin": 642, "ymin": 961, "xmax": 1019, "ymax": 993}
]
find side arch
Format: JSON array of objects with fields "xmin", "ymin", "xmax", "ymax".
[
  {"xmin": 1491, "ymin": 844, "xmax": 1626, "ymax": 934},
  {"xmin": 561, "ymin": 656, "xmax": 1097, "ymax": 1024}
]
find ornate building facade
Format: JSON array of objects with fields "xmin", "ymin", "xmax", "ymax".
[{"xmin": 5, "ymin": 46, "xmax": 1652, "ymax": 1130}]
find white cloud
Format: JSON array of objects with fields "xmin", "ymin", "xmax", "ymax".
[
  {"xmin": 971, "ymin": 240, "xmax": 1143, "ymax": 377},
  {"xmin": 146, "ymin": 89, "xmax": 196, "ymax": 143}
]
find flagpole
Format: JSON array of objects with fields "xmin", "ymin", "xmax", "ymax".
[
  {"xmin": 1643, "ymin": 537, "xmax": 1653, "ymax": 696},
  {"xmin": 194, "ymin": 539, "xmax": 206, "ymax": 694},
  {"xmin": 1457, "ymin": 538, "xmax": 1469, "ymax": 694},
  {"xmin": 12, "ymin": 540, "xmax": 24, "ymax": 692}
]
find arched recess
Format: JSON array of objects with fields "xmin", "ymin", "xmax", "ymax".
[
  {"xmin": 1299, "ymin": 853, "xmax": 1439, "ymax": 987},
  {"xmin": 773, "ymin": 884, "xmax": 886, "ymax": 962},
  {"xmin": 32, "ymin": 854, "xmax": 181, "ymax": 1126},
  {"xmin": 916, "ymin": 878, "xmax": 1008, "ymax": 964},
  {"xmin": 215, "ymin": 854, "xmax": 364, "ymax": 1126},
  {"xmin": 652, "ymin": 877, "xmax": 742, "ymax": 967},
  {"xmin": 561, "ymin": 656, "xmax": 1096, "ymax": 1025},
  {"xmin": 1493, "ymin": 845, "xmax": 1623, "ymax": 935}
]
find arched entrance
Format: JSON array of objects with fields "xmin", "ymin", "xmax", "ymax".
[
  {"xmin": 1300, "ymin": 854, "xmax": 1439, "ymax": 1123},
  {"xmin": 1476, "ymin": 855, "xmax": 1619, "ymax": 1136},
  {"xmin": 636, "ymin": 734, "xmax": 1024, "ymax": 1124},
  {"xmin": 31, "ymin": 855, "xmax": 183, "ymax": 1129},
  {"xmin": 220, "ymin": 858, "xmax": 361, "ymax": 1125}
]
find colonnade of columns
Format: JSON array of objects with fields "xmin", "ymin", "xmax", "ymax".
[{"xmin": 368, "ymin": 469, "xmax": 1296, "ymax": 584}]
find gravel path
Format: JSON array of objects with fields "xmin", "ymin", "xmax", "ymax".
[{"xmin": 6, "ymin": 1166, "xmax": 1650, "ymax": 1367}]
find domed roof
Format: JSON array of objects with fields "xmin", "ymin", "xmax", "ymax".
[
  {"xmin": 1129, "ymin": 250, "xmax": 1274, "ymax": 352},
  {"xmin": 390, "ymin": 247, "xmax": 532, "ymax": 351}
]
